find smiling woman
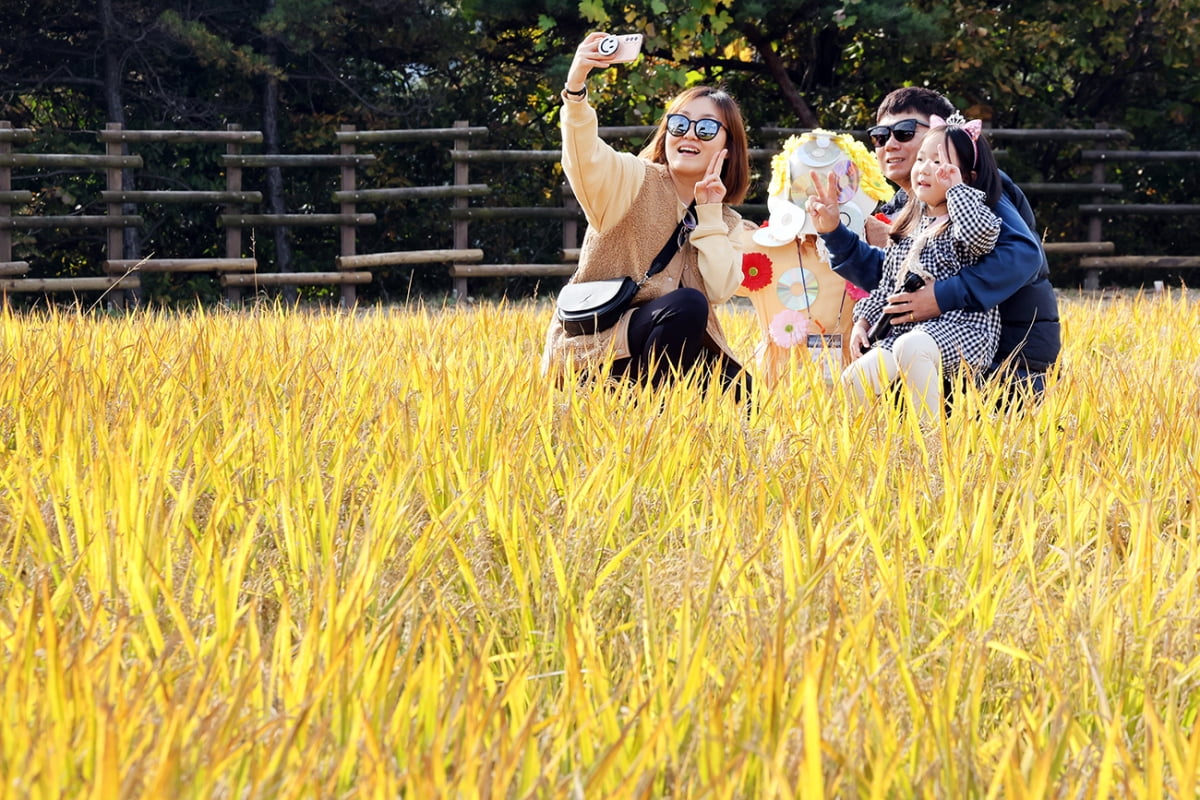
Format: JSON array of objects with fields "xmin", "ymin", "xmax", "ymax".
[{"xmin": 540, "ymin": 33, "xmax": 753, "ymax": 405}]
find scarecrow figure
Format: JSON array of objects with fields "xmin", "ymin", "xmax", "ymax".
[{"xmin": 738, "ymin": 130, "xmax": 894, "ymax": 386}]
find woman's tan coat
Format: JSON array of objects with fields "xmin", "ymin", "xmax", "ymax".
[{"xmin": 541, "ymin": 94, "xmax": 745, "ymax": 380}]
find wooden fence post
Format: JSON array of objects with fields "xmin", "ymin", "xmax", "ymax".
[
  {"xmin": 1, "ymin": 121, "xmax": 12, "ymax": 308},
  {"xmin": 225, "ymin": 124, "xmax": 246, "ymax": 303},
  {"xmin": 104, "ymin": 122, "xmax": 128, "ymax": 307},
  {"xmin": 1, "ymin": 123, "xmax": 11, "ymax": 279},
  {"xmin": 339, "ymin": 123, "xmax": 358, "ymax": 308},
  {"xmin": 453, "ymin": 120, "xmax": 470, "ymax": 300},
  {"xmin": 1085, "ymin": 123, "xmax": 1108, "ymax": 291}
]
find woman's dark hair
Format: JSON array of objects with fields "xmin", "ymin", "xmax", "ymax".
[
  {"xmin": 638, "ymin": 86, "xmax": 750, "ymax": 204},
  {"xmin": 891, "ymin": 124, "xmax": 1002, "ymax": 239}
]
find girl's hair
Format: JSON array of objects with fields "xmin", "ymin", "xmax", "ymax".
[
  {"xmin": 891, "ymin": 124, "xmax": 1002, "ymax": 240},
  {"xmin": 638, "ymin": 86, "xmax": 751, "ymax": 205}
]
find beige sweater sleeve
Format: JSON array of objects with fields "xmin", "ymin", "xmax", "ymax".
[
  {"xmin": 689, "ymin": 203, "xmax": 743, "ymax": 303},
  {"xmin": 560, "ymin": 95, "xmax": 645, "ymax": 232}
]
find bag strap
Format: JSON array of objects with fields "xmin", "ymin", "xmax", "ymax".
[{"xmin": 639, "ymin": 200, "xmax": 696, "ymax": 286}]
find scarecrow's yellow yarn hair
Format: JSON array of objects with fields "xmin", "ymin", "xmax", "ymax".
[{"xmin": 768, "ymin": 130, "xmax": 894, "ymax": 204}]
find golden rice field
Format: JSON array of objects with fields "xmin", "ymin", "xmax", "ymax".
[{"xmin": 1, "ymin": 291, "xmax": 1198, "ymax": 799}]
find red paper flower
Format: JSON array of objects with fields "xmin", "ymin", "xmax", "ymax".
[
  {"xmin": 845, "ymin": 280, "xmax": 870, "ymax": 301},
  {"xmin": 741, "ymin": 252, "xmax": 773, "ymax": 291}
]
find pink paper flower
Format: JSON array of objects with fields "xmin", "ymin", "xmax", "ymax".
[
  {"xmin": 769, "ymin": 309, "xmax": 808, "ymax": 348},
  {"xmin": 845, "ymin": 280, "xmax": 870, "ymax": 301},
  {"xmin": 741, "ymin": 252, "xmax": 774, "ymax": 291}
]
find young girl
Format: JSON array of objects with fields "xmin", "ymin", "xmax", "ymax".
[{"xmin": 806, "ymin": 115, "xmax": 1003, "ymax": 423}]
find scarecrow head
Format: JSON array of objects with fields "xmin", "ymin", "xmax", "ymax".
[{"xmin": 753, "ymin": 130, "xmax": 894, "ymax": 248}]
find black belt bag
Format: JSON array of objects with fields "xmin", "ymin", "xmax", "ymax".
[{"xmin": 556, "ymin": 202, "xmax": 695, "ymax": 337}]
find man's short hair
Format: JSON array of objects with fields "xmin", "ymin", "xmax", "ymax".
[{"xmin": 876, "ymin": 87, "xmax": 955, "ymax": 122}]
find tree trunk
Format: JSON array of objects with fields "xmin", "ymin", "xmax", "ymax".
[
  {"xmin": 98, "ymin": 0, "xmax": 142, "ymax": 305},
  {"xmin": 741, "ymin": 25, "xmax": 820, "ymax": 129},
  {"xmin": 262, "ymin": 17, "xmax": 296, "ymax": 304}
]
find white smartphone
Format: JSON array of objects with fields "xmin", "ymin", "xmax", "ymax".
[{"xmin": 597, "ymin": 33, "xmax": 644, "ymax": 63}]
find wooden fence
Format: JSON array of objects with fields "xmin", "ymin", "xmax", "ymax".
[{"xmin": 2, "ymin": 120, "xmax": 1198, "ymax": 304}]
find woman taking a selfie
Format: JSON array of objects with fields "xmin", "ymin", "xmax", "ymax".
[{"xmin": 540, "ymin": 32, "xmax": 752, "ymax": 401}]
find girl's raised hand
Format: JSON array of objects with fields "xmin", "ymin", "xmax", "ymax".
[
  {"xmin": 934, "ymin": 143, "xmax": 963, "ymax": 190},
  {"xmin": 694, "ymin": 148, "xmax": 728, "ymax": 205},
  {"xmin": 804, "ymin": 171, "xmax": 842, "ymax": 234}
]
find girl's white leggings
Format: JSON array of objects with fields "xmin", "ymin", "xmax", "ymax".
[{"xmin": 841, "ymin": 329, "xmax": 942, "ymax": 423}]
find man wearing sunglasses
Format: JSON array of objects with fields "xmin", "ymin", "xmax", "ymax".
[{"xmin": 827, "ymin": 87, "xmax": 1061, "ymax": 402}]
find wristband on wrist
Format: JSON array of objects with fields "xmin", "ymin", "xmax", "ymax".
[{"xmin": 563, "ymin": 84, "xmax": 587, "ymax": 98}]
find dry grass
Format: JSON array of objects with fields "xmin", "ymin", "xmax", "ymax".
[{"xmin": 0, "ymin": 291, "xmax": 1198, "ymax": 798}]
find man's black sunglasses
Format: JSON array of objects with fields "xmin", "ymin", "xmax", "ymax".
[{"xmin": 867, "ymin": 119, "xmax": 929, "ymax": 148}]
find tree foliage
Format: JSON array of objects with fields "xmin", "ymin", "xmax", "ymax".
[{"xmin": 458, "ymin": 0, "xmax": 1199, "ymax": 135}]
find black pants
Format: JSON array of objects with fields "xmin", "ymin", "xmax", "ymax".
[{"xmin": 611, "ymin": 288, "xmax": 751, "ymax": 401}]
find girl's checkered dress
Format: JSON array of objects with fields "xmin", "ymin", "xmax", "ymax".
[{"xmin": 854, "ymin": 183, "xmax": 1003, "ymax": 372}]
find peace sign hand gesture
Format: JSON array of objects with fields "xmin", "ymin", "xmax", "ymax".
[
  {"xmin": 804, "ymin": 171, "xmax": 842, "ymax": 234},
  {"xmin": 933, "ymin": 143, "xmax": 964, "ymax": 190},
  {"xmin": 694, "ymin": 148, "xmax": 728, "ymax": 205}
]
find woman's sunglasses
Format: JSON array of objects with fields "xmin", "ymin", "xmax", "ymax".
[
  {"xmin": 867, "ymin": 119, "xmax": 928, "ymax": 148},
  {"xmin": 666, "ymin": 114, "xmax": 724, "ymax": 142}
]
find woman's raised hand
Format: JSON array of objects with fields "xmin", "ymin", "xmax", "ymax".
[
  {"xmin": 694, "ymin": 148, "xmax": 728, "ymax": 205},
  {"xmin": 566, "ymin": 33, "xmax": 617, "ymax": 91},
  {"xmin": 804, "ymin": 171, "xmax": 842, "ymax": 234}
]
